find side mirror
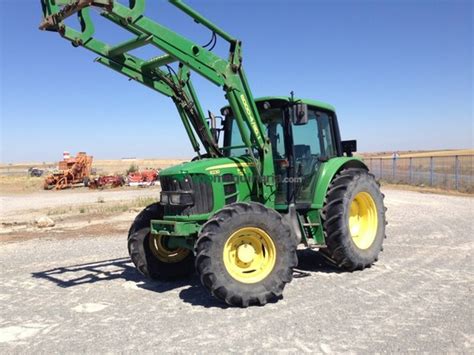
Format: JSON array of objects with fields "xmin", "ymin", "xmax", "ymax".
[
  {"xmin": 291, "ymin": 104, "xmax": 308, "ymax": 125},
  {"xmin": 341, "ymin": 140, "xmax": 357, "ymax": 157}
]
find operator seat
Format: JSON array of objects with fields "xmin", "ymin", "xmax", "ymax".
[{"xmin": 294, "ymin": 145, "xmax": 313, "ymax": 176}]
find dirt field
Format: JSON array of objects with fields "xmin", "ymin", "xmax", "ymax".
[
  {"xmin": 0, "ymin": 187, "xmax": 161, "ymax": 239},
  {"xmin": 0, "ymin": 187, "xmax": 472, "ymax": 352}
]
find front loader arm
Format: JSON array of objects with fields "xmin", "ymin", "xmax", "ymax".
[{"xmin": 39, "ymin": 0, "xmax": 276, "ymax": 204}]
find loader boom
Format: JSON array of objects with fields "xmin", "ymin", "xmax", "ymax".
[{"xmin": 39, "ymin": 0, "xmax": 276, "ymax": 204}]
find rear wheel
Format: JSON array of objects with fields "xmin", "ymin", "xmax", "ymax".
[
  {"xmin": 128, "ymin": 203, "xmax": 194, "ymax": 280},
  {"xmin": 320, "ymin": 168, "xmax": 386, "ymax": 270},
  {"xmin": 195, "ymin": 202, "xmax": 297, "ymax": 307}
]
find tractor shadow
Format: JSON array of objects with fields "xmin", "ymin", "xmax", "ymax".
[
  {"xmin": 293, "ymin": 249, "xmax": 343, "ymax": 277},
  {"xmin": 31, "ymin": 251, "xmax": 339, "ymax": 308},
  {"xmin": 31, "ymin": 257, "xmax": 227, "ymax": 309}
]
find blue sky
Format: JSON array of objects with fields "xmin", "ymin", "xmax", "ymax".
[{"xmin": 0, "ymin": 0, "xmax": 472, "ymax": 163}]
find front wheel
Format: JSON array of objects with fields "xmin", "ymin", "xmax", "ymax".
[
  {"xmin": 195, "ymin": 202, "xmax": 297, "ymax": 307},
  {"xmin": 128, "ymin": 203, "xmax": 195, "ymax": 280},
  {"xmin": 320, "ymin": 168, "xmax": 386, "ymax": 270}
]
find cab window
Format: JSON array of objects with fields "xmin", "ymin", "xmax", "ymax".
[{"xmin": 293, "ymin": 109, "xmax": 337, "ymax": 203}]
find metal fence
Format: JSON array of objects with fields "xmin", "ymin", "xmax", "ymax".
[{"xmin": 365, "ymin": 155, "xmax": 473, "ymax": 193}]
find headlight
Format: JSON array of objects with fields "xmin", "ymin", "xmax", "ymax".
[
  {"xmin": 161, "ymin": 192, "xmax": 194, "ymax": 206},
  {"xmin": 170, "ymin": 193, "xmax": 181, "ymax": 205}
]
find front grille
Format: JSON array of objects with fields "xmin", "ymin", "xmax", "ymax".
[
  {"xmin": 222, "ymin": 173, "xmax": 238, "ymax": 205},
  {"xmin": 160, "ymin": 174, "xmax": 213, "ymax": 216}
]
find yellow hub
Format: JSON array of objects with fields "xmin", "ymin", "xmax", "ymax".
[
  {"xmin": 149, "ymin": 234, "xmax": 190, "ymax": 263},
  {"xmin": 223, "ymin": 227, "xmax": 276, "ymax": 284},
  {"xmin": 349, "ymin": 192, "xmax": 378, "ymax": 249},
  {"xmin": 237, "ymin": 244, "xmax": 256, "ymax": 263}
]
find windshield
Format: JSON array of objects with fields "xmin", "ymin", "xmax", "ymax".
[
  {"xmin": 222, "ymin": 104, "xmax": 339, "ymax": 205},
  {"xmin": 223, "ymin": 108, "xmax": 284, "ymax": 157}
]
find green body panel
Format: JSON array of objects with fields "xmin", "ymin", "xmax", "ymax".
[
  {"xmin": 312, "ymin": 157, "xmax": 367, "ymax": 208},
  {"xmin": 272, "ymin": 156, "xmax": 367, "ymax": 245},
  {"xmin": 305, "ymin": 210, "xmax": 325, "ymax": 245},
  {"xmin": 159, "ymin": 156, "xmax": 255, "ymax": 176},
  {"xmin": 150, "ymin": 219, "xmax": 200, "ymax": 237},
  {"xmin": 150, "ymin": 220, "xmax": 198, "ymax": 250}
]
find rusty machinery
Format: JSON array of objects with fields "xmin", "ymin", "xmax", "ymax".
[{"xmin": 44, "ymin": 152, "xmax": 93, "ymax": 190}]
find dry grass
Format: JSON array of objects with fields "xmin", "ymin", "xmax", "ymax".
[
  {"xmin": 0, "ymin": 176, "xmax": 44, "ymax": 194},
  {"xmin": 45, "ymin": 196, "xmax": 157, "ymax": 217}
]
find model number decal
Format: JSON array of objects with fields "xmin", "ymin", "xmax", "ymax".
[{"xmin": 240, "ymin": 94, "xmax": 261, "ymax": 141}]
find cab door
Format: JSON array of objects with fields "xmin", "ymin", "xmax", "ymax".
[{"xmin": 292, "ymin": 108, "xmax": 338, "ymax": 204}]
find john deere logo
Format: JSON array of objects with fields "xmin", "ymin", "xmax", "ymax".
[{"xmin": 240, "ymin": 94, "xmax": 261, "ymax": 141}]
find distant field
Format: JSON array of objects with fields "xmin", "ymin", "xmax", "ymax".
[
  {"xmin": 0, "ymin": 158, "xmax": 188, "ymax": 177},
  {"xmin": 3, "ymin": 150, "xmax": 472, "ymax": 175},
  {"xmin": 360, "ymin": 149, "xmax": 473, "ymax": 159},
  {"xmin": 1, "ymin": 151, "xmax": 472, "ymax": 194}
]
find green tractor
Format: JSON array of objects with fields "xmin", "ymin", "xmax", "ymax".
[{"xmin": 40, "ymin": 0, "xmax": 386, "ymax": 307}]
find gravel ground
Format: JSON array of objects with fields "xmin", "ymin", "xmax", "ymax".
[
  {"xmin": 0, "ymin": 187, "xmax": 161, "ymax": 218},
  {"xmin": 0, "ymin": 188, "xmax": 472, "ymax": 353}
]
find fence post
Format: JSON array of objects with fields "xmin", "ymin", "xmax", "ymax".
[
  {"xmin": 409, "ymin": 157, "xmax": 413, "ymax": 184},
  {"xmin": 455, "ymin": 155, "xmax": 459, "ymax": 190},
  {"xmin": 430, "ymin": 156, "xmax": 434, "ymax": 186},
  {"xmin": 392, "ymin": 158, "xmax": 396, "ymax": 181}
]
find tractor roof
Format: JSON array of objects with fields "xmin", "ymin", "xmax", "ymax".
[
  {"xmin": 221, "ymin": 97, "xmax": 335, "ymax": 113},
  {"xmin": 254, "ymin": 96, "xmax": 336, "ymax": 112}
]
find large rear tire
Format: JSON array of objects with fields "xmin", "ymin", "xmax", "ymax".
[
  {"xmin": 128, "ymin": 203, "xmax": 195, "ymax": 280},
  {"xmin": 320, "ymin": 168, "xmax": 386, "ymax": 270},
  {"xmin": 195, "ymin": 202, "xmax": 297, "ymax": 307}
]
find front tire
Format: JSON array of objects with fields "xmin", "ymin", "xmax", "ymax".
[
  {"xmin": 320, "ymin": 168, "xmax": 386, "ymax": 270},
  {"xmin": 128, "ymin": 203, "xmax": 195, "ymax": 280},
  {"xmin": 196, "ymin": 202, "xmax": 297, "ymax": 307}
]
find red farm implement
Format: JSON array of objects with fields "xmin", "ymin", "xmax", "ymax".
[
  {"xmin": 88, "ymin": 175, "xmax": 125, "ymax": 189},
  {"xmin": 127, "ymin": 170, "xmax": 158, "ymax": 187},
  {"xmin": 44, "ymin": 152, "xmax": 93, "ymax": 190}
]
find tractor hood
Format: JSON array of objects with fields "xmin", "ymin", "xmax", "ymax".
[
  {"xmin": 159, "ymin": 156, "xmax": 257, "ymax": 177},
  {"xmin": 158, "ymin": 156, "xmax": 258, "ymax": 221}
]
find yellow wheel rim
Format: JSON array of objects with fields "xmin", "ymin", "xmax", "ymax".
[
  {"xmin": 223, "ymin": 227, "xmax": 276, "ymax": 284},
  {"xmin": 349, "ymin": 192, "xmax": 378, "ymax": 249},
  {"xmin": 149, "ymin": 234, "xmax": 190, "ymax": 263}
]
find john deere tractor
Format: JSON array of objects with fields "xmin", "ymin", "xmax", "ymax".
[{"xmin": 40, "ymin": 0, "xmax": 386, "ymax": 307}]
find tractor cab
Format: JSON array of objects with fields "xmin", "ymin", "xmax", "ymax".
[{"xmin": 221, "ymin": 97, "xmax": 346, "ymax": 207}]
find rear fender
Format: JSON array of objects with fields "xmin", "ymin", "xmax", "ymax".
[{"xmin": 313, "ymin": 157, "xmax": 368, "ymax": 208}]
